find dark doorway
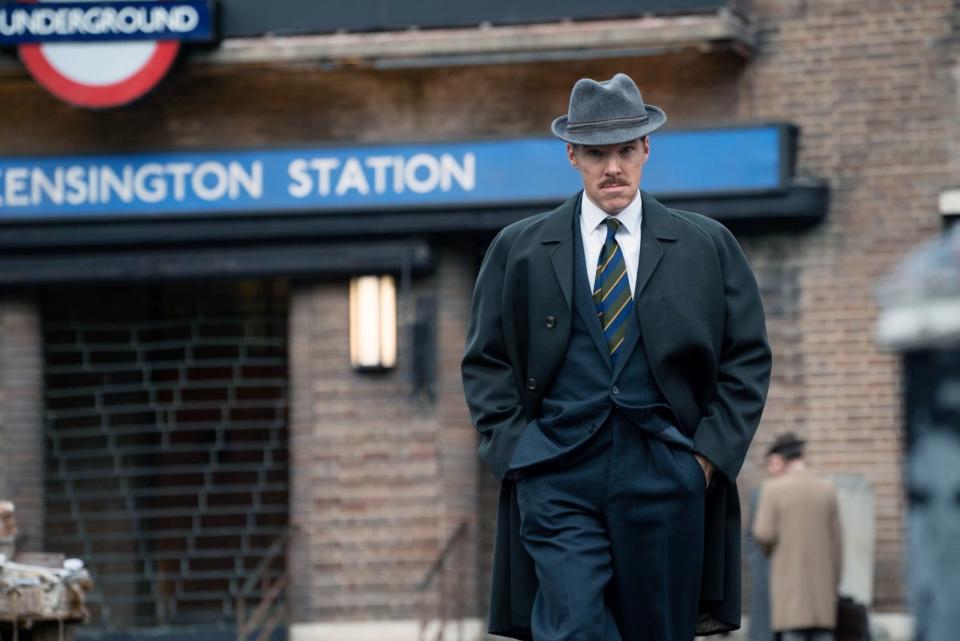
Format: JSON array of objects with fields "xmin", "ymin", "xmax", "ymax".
[{"xmin": 41, "ymin": 280, "xmax": 289, "ymax": 637}]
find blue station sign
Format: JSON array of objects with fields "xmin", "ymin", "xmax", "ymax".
[
  {"xmin": 0, "ymin": 126, "xmax": 791, "ymax": 220},
  {"xmin": 0, "ymin": 1, "xmax": 215, "ymax": 44}
]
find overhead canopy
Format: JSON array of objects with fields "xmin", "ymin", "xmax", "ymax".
[{"xmin": 0, "ymin": 124, "xmax": 827, "ymax": 286}]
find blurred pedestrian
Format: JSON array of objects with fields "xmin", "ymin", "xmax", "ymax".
[{"xmin": 753, "ymin": 433, "xmax": 843, "ymax": 641}]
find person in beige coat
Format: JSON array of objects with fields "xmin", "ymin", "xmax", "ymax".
[{"xmin": 753, "ymin": 434, "xmax": 843, "ymax": 641}]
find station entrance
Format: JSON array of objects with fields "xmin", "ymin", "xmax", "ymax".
[{"xmin": 41, "ymin": 280, "xmax": 289, "ymax": 636}]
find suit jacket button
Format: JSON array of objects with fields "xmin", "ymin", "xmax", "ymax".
[
  {"xmin": 611, "ymin": 385, "xmax": 620, "ymax": 395},
  {"xmin": 545, "ymin": 316, "xmax": 557, "ymax": 328},
  {"xmin": 526, "ymin": 378, "xmax": 538, "ymax": 390}
]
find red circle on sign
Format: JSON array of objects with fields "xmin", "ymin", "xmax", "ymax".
[
  {"xmin": 19, "ymin": 41, "xmax": 180, "ymax": 109},
  {"xmin": 15, "ymin": 0, "xmax": 182, "ymax": 109}
]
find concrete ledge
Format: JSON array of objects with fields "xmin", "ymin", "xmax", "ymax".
[
  {"xmin": 190, "ymin": 12, "xmax": 755, "ymax": 69},
  {"xmin": 0, "ymin": 12, "xmax": 754, "ymax": 75},
  {"xmin": 290, "ymin": 618, "xmax": 485, "ymax": 641},
  {"xmin": 291, "ymin": 614, "xmax": 910, "ymax": 641},
  {"xmin": 870, "ymin": 613, "xmax": 914, "ymax": 641},
  {"xmin": 876, "ymin": 298, "xmax": 960, "ymax": 349},
  {"xmin": 730, "ymin": 613, "xmax": 912, "ymax": 641}
]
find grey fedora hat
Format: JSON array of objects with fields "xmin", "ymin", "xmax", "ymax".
[{"xmin": 551, "ymin": 73, "xmax": 667, "ymax": 145}]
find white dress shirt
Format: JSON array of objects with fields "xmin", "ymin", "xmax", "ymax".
[{"xmin": 580, "ymin": 190, "xmax": 643, "ymax": 294}]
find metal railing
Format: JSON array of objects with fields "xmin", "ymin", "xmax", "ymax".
[
  {"xmin": 235, "ymin": 528, "xmax": 290, "ymax": 641},
  {"xmin": 417, "ymin": 521, "xmax": 469, "ymax": 641}
]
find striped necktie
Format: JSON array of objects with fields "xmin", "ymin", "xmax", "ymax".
[{"xmin": 593, "ymin": 218, "xmax": 634, "ymax": 363}]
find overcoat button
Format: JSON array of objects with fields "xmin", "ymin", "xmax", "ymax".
[
  {"xmin": 526, "ymin": 378, "xmax": 538, "ymax": 390},
  {"xmin": 545, "ymin": 316, "xmax": 557, "ymax": 328},
  {"xmin": 611, "ymin": 385, "xmax": 620, "ymax": 395}
]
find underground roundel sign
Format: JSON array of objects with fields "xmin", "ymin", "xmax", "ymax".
[{"xmin": 1, "ymin": 1, "xmax": 215, "ymax": 109}]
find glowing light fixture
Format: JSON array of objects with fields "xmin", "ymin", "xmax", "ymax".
[{"xmin": 349, "ymin": 275, "xmax": 397, "ymax": 370}]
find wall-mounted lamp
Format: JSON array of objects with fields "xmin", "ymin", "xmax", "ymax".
[{"xmin": 349, "ymin": 275, "xmax": 397, "ymax": 371}]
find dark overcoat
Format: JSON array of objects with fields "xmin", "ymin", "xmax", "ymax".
[{"xmin": 461, "ymin": 190, "xmax": 772, "ymax": 638}]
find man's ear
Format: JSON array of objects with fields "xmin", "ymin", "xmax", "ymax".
[{"xmin": 567, "ymin": 143, "xmax": 578, "ymax": 167}]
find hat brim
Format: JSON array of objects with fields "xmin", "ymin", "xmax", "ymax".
[{"xmin": 551, "ymin": 105, "xmax": 667, "ymax": 145}]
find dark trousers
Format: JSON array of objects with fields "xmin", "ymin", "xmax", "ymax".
[{"xmin": 514, "ymin": 413, "xmax": 706, "ymax": 641}]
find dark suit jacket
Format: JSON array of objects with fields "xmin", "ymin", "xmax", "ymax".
[{"xmin": 461, "ymin": 190, "xmax": 772, "ymax": 637}]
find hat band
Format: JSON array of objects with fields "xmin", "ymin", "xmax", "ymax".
[{"xmin": 565, "ymin": 113, "xmax": 650, "ymax": 133}]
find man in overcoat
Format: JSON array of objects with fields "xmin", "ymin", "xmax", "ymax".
[
  {"xmin": 461, "ymin": 73, "xmax": 772, "ymax": 641},
  {"xmin": 753, "ymin": 434, "xmax": 843, "ymax": 641}
]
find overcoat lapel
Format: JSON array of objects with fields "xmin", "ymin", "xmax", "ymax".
[
  {"xmin": 542, "ymin": 195, "xmax": 578, "ymax": 310},
  {"xmin": 634, "ymin": 190, "xmax": 677, "ymax": 299},
  {"xmin": 612, "ymin": 191, "xmax": 678, "ymax": 378}
]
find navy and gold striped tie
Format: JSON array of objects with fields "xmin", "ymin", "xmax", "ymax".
[{"xmin": 593, "ymin": 218, "xmax": 634, "ymax": 363}]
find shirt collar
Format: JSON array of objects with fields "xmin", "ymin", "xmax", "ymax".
[{"xmin": 581, "ymin": 189, "xmax": 643, "ymax": 235}]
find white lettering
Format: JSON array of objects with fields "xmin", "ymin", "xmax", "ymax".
[
  {"xmin": 365, "ymin": 156, "xmax": 393, "ymax": 194},
  {"xmin": 175, "ymin": 7, "xmax": 199, "ymax": 33},
  {"xmin": 99, "ymin": 8, "xmax": 117, "ymax": 33},
  {"xmin": 228, "ymin": 161, "xmax": 262, "ymax": 199},
  {"xmin": 52, "ymin": 8, "xmax": 68, "ymax": 35},
  {"xmin": 0, "ymin": 5, "xmax": 204, "ymax": 38},
  {"xmin": 100, "ymin": 166, "xmax": 133, "ymax": 203},
  {"xmin": 67, "ymin": 8, "xmax": 84, "ymax": 35},
  {"xmin": 13, "ymin": 11, "xmax": 30, "ymax": 37},
  {"xmin": 287, "ymin": 159, "xmax": 311, "ymax": 198},
  {"xmin": 192, "ymin": 161, "xmax": 228, "ymax": 201},
  {"xmin": 83, "ymin": 7, "xmax": 102, "ymax": 34},
  {"xmin": 134, "ymin": 164, "xmax": 166, "ymax": 203},
  {"xmin": 440, "ymin": 153, "xmax": 475, "ymax": 192},
  {"xmin": 404, "ymin": 153, "xmax": 440, "ymax": 194},
  {"xmin": 88, "ymin": 167, "xmax": 99, "ymax": 204},
  {"xmin": 5, "ymin": 168, "xmax": 28, "ymax": 207},
  {"xmin": 165, "ymin": 162, "xmax": 192, "ymax": 201},
  {"xmin": 33, "ymin": 9, "xmax": 56, "ymax": 36},
  {"xmin": 0, "ymin": 150, "xmax": 475, "ymax": 213},
  {"xmin": 309, "ymin": 158, "xmax": 340, "ymax": 196},
  {"xmin": 116, "ymin": 7, "xmax": 139, "ymax": 34},
  {"xmin": 65, "ymin": 166, "xmax": 87, "ymax": 205},
  {"xmin": 335, "ymin": 157, "xmax": 370, "ymax": 196},
  {"xmin": 31, "ymin": 167, "xmax": 64, "ymax": 205},
  {"xmin": 0, "ymin": 12, "xmax": 14, "ymax": 38},
  {"xmin": 393, "ymin": 156, "xmax": 405, "ymax": 193}
]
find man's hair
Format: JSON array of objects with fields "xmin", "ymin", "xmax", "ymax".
[
  {"xmin": 571, "ymin": 136, "xmax": 647, "ymax": 150},
  {"xmin": 778, "ymin": 445, "xmax": 804, "ymax": 461},
  {"xmin": 767, "ymin": 433, "xmax": 805, "ymax": 461}
]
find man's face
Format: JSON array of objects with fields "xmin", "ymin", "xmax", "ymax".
[
  {"xmin": 567, "ymin": 138, "xmax": 650, "ymax": 215},
  {"xmin": 765, "ymin": 453, "xmax": 786, "ymax": 476}
]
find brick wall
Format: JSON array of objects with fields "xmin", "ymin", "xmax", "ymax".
[
  {"xmin": 288, "ymin": 251, "xmax": 481, "ymax": 623},
  {"xmin": 735, "ymin": 0, "xmax": 958, "ymax": 609},
  {"xmin": 288, "ymin": 278, "xmax": 440, "ymax": 621},
  {"xmin": 434, "ymin": 243, "xmax": 486, "ymax": 618},
  {"xmin": 0, "ymin": 299, "xmax": 45, "ymax": 553},
  {"xmin": 0, "ymin": 51, "xmax": 744, "ymax": 154}
]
